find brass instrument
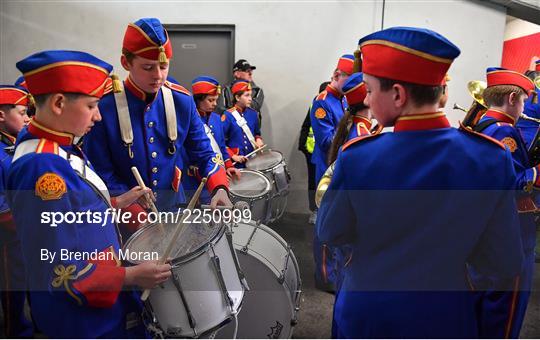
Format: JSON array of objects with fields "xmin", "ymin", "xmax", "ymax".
[
  {"xmin": 315, "ymin": 162, "xmax": 335, "ymax": 208},
  {"xmin": 453, "ymin": 103, "xmax": 467, "ymax": 113},
  {"xmin": 520, "ymin": 114, "xmax": 540, "ymax": 124},
  {"xmin": 461, "ymin": 80, "xmax": 488, "ymax": 128}
]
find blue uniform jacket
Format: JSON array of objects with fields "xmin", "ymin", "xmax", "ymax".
[
  {"xmin": 310, "ymin": 85, "xmax": 346, "ymax": 181},
  {"xmin": 515, "ymin": 90, "xmax": 540, "ymax": 148},
  {"xmin": 317, "ymin": 112, "xmax": 523, "ymax": 338},
  {"xmin": 7, "ymin": 121, "xmax": 143, "ymax": 338},
  {"xmin": 84, "ymin": 77, "xmax": 227, "ymax": 211},
  {"xmin": 347, "ymin": 115, "xmax": 372, "ymax": 141},
  {"xmin": 0, "ymin": 131, "xmax": 15, "ymax": 219},
  {"xmin": 183, "ymin": 110, "xmax": 233, "ymax": 202},
  {"xmin": 222, "ymin": 106, "xmax": 261, "ymax": 158}
]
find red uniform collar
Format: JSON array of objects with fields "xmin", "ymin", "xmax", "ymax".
[
  {"xmin": 483, "ymin": 109, "xmax": 516, "ymax": 125},
  {"xmin": 124, "ymin": 76, "xmax": 156, "ymax": 102},
  {"xmin": 28, "ymin": 119, "xmax": 74, "ymax": 146},
  {"xmin": 0, "ymin": 130, "xmax": 16, "ymax": 144},
  {"xmin": 352, "ymin": 116, "xmax": 372, "ymax": 130},
  {"xmin": 234, "ymin": 105, "xmax": 246, "ymax": 113},
  {"xmin": 326, "ymin": 85, "xmax": 342, "ymax": 98},
  {"xmin": 394, "ymin": 112, "xmax": 451, "ymax": 132}
]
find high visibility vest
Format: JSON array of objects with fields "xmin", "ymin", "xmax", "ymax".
[{"xmin": 306, "ymin": 127, "xmax": 315, "ymax": 154}]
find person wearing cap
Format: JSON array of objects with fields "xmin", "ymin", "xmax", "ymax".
[
  {"xmin": 310, "ymin": 54, "xmax": 353, "ymax": 291},
  {"xmin": 472, "ymin": 67, "xmax": 538, "ymax": 338},
  {"xmin": 182, "ymin": 76, "xmax": 241, "ymax": 202},
  {"xmin": 317, "ymin": 27, "xmax": 523, "ymax": 337},
  {"xmin": 8, "ymin": 50, "xmax": 172, "ymax": 338},
  {"xmin": 221, "ymin": 79, "xmax": 264, "ymax": 166},
  {"xmin": 84, "ymin": 18, "xmax": 231, "ymax": 216},
  {"xmin": 216, "ymin": 59, "xmax": 264, "ymax": 123},
  {"xmin": 0, "ymin": 86, "xmax": 33, "ymax": 337}
]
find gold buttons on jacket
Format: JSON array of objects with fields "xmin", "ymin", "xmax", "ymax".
[{"xmin": 151, "ymin": 152, "xmax": 157, "ymax": 158}]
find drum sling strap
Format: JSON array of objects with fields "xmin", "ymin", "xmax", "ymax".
[
  {"xmin": 229, "ymin": 109, "xmax": 257, "ymax": 149},
  {"xmin": 115, "ymin": 82, "xmax": 178, "ymax": 158},
  {"xmin": 203, "ymin": 123, "xmax": 223, "ymax": 157}
]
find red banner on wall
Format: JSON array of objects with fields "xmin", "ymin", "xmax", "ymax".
[{"xmin": 502, "ymin": 32, "xmax": 540, "ymax": 72}]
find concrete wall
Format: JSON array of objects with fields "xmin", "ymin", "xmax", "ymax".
[{"xmin": 0, "ymin": 0, "xmax": 507, "ymax": 214}]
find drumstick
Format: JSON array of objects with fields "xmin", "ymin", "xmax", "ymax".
[
  {"xmin": 232, "ymin": 144, "xmax": 267, "ymax": 166},
  {"xmin": 131, "ymin": 167, "xmax": 159, "ymax": 214},
  {"xmin": 140, "ymin": 177, "xmax": 207, "ymax": 301}
]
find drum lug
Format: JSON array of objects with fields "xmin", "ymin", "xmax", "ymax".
[{"xmin": 277, "ymin": 246, "xmax": 292, "ymax": 284}]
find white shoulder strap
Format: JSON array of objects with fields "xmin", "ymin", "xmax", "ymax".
[
  {"xmin": 203, "ymin": 123, "xmax": 222, "ymax": 157},
  {"xmin": 13, "ymin": 140, "xmax": 111, "ymax": 203},
  {"xmin": 229, "ymin": 109, "xmax": 256, "ymax": 148},
  {"xmin": 161, "ymin": 86, "xmax": 178, "ymax": 143},
  {"xmin": 114, "ymin": 84, "xmax": 134, "ymax": 147}
]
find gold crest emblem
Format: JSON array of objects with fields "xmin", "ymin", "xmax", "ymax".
[
  {"xmin": 501, "ymin": 137, "xmax": 517, "ymax": 153},
  {"xmin": 315, "ymin": 108, "xmax": 327, "ymax": 119},
  {"xmin": 35, "ymin": 172, "xmax": 67, "ymax": 201}
]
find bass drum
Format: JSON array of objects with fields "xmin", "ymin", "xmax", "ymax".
[{"xmin": 216, "ymin": 221, "xmax": 301, "ymax": 339}]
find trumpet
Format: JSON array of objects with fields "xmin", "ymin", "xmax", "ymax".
[
  {"xmin": 315, "ymin": 162, "xmax": 335, "ymax": 208},
  {"xmin": 453, "ymin": 103, "xmax": 467, "ymax": 113}
]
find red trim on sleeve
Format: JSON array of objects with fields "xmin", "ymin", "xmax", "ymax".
[
  {"xmin": 224, "ymin": 159, "xmax": 233, "ymax": 169},
  {"xmin": 0, "ymin": 211, "xmax": 16, "ymax": 232},
  {"xmin": 226, "ymin": 147, "xmax": 239, "ymax": 158},
  {"xmin": 110, "ymin": 197, "xmax": 118, "ymax": 209},
  {"xmin": 120, "ymin": 203, "xmax": 146, "ymax": 233},
  {"xmin": 72, "ymin": 247, "xmax": 125, "ymax": 308},
  {"xmin": 206, "ymin": 167, "xmax": 229, "ymax": 193}
]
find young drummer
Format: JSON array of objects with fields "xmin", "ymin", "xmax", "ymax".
[
  {"xmin": 0, "ymin": 85, "xmax": 33, "ymax": 337},
  {"xmin": 473, "ymin": 67, "xmax": 538, "ymax": 338},
  {"xmin": 8, "ymin": 50, "xmax": 171, "ymax": 338},
  {"xmin": 84, "ymin": 18, "xmax": 231, "ymax": 213},
  {"xmin": 222, "ymin": 80, "xmax": 264, "ymax": 166},
  {"xmin": 183, "ymin": 76, "xmax": 241, "ymax": 202}
]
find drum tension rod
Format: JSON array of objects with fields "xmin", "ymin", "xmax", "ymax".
[
  {"xmin": 278, "ymin": 246, "xmax": 292, "ymax": 285},
  {"xmin": 171, "ymin": 272, "xmax": 198, "ymax": 337},
  {"xmin": 210, "ymin": 244, "xmax": 235, "ymax": 310}
]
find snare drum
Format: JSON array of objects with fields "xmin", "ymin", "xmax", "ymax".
[
  {"xmin": 216, "ymin": 221, "xmax": 302, "ymax": 339},
  {"xmin": 123, "ymin": 220, "xmax": 246, "ymax": 338},
  {"xmin": 229, "ymin": 169, "xmax": 271, "ymax": 224},
  {"xmin": 245, "ymin": 150, "xmax": 290, "ymax": 221}
]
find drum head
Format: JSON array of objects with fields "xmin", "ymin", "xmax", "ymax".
[
  {"xmin": 230, "ymin": 170, "xmax": 271, "ymax": 198},
  {"xmin": 246, "ymin": 150, "xmax": 283, "ymax": 171},
  {"xmin": 123, "ymin": 220, "xmax": 220, "ymax": 264}
]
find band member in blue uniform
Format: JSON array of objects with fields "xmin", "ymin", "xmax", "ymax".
[
  {"xmin": 8, "ymin": 50, "xmax": 172, "ymax": 338},
  {"xmin": 222, "ymin": 80, "xmax": 264, "ymax": 166},
  {"xmin": 183, "ymin": 76, "xmax": 241, "ymax": 202},
  {"xmin": 515, "ymin": 61, "xmax": 540, "ymax": 148},
  {"xmin": 0, "ymin": 86, "xmax": 33, "ymax": 337},
  {"xmin": 473, "ymin": 67, "xmax": 537, "ymax": 338},
  {"xmin": 317, "ymin": 27, "xmax": 523, "ymax": 338},
  {"xmin": 310, "ymin": 54, "xmax": 354, "ymax": 290},
  {"xmin": 84, "ymin": 18, "xmax": 230, "ymax": 214}
]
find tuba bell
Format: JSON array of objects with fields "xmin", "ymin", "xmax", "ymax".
[{"xmin": 315, "ymin": 162, "xmax": 335, "ymax": 208}]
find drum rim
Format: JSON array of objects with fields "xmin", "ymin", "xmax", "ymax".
[
  {"xmin": 229, "ymin": 169, "xmax": 272, "ymax": 198},
  {"xmin": 245, "ymin": 149, "xmax": 284, "ymax": 170},
  {"xmin": 122, "ymin": 222, "xmax": 224, "ymax": 265}
]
